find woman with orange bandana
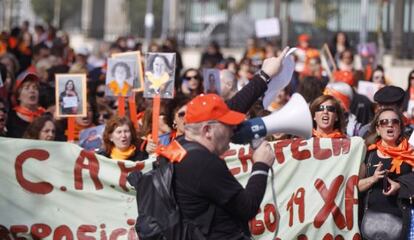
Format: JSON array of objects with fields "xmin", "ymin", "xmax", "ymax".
[
  {"xmin": 6, "ymin": 73, "xmax": 45, "ymax": 138},
  {"xmin": 310, "ymin": 95, "xmax": 346, "ymax": 138},
  {"xmin": 99, "ymin": 116, "xmax": 147, "ymax": 161},
  {"xmin": 358, "ymin": 107, "xmax": 414, "ymax": 239}
]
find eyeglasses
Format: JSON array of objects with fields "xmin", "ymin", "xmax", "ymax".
[
  {"xmin": 99, "ymin": 113, "xmax": 111, "ymax": 119},
  {"xmin": 316, "ymin": 105, "xmax": 336, "ymax": 113},
  {"xmin": 96, "ymin": 91, "xmax": 105, "ymax": 97},
  {"xmin": 185, "ymin": 76, "xmax": 198, "ymax": 81},
  {"xmin": 377, "ymin": 118, "xmax": 400, "ymax": 127},
  {"xmin": 177, "ymin": 111, "xmax": 185, "ymax": 118}
]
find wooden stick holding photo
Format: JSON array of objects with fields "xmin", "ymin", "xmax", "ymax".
[
  {"xmin": 320, "ymin": 43, "xmax": 337, "ymax": 81},
  {"xmin": 118, "ymin": 96, "xmax": 126, "ymax": 117},
  {"xmin": 67, "ymin": 117, "xmax": 76, "ymax": 142},
  {"xmin": 151, "ymin": 95, "xmax": 161, "ymax": 144},
  {"xmin": 128, "ymin": 92, "xmax": 138, "ymax": 129}
]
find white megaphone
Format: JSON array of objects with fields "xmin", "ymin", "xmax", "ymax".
[{"xmin": 232, "ymin": 93, "xmax": 313, "ymax": 145}]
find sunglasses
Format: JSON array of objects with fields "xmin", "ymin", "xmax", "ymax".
[
  {"xmin": 96, "ymin": 91, "xmax": 105, "ymax": 97},
  {"xmin": 316, "ymin": 105, "xmax": 336, "ymax": 113},
  {"xmin": 377, "ymin": 118, "xmax": 400, "ymax": 127},
  {"xmin": 99, "ymin": 113, "xmax": 111, "ymax": 119},
  {"xmin": 177, "ymin": 111, "xmax": 185, "ymax": 118},
  {"xmin": 185, "ymin": 76, "xmax": 198, "ymax": 81}
]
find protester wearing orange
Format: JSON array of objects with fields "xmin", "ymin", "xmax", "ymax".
[
  {"xmin": 358, "ymin": 107, "xmax": 414, "ymax": 239},
  {"xmin": 6, "ymin": 73, "xmax": 45, "ymax": 138},
  {"xmin": 310, "ymin": 95, "xmax": 346, "ymax": 138}
]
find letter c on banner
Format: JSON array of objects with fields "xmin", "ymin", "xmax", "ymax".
[{"xmin": 15, "ymin": 149, "xmax": 53, "ymax": 194}]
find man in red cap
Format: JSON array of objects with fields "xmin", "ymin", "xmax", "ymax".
[{"xmin": 171, "ymin": 93, "xmax": 275, "ymax": 239}]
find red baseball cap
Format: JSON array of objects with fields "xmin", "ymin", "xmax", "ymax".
[
  {"xmin": 333, "ymin": 70, "xmax": 355, "ymax": 86},
  {"xmin": 185, "ymin": 94, "xmax": 245, "ymax": 125}
]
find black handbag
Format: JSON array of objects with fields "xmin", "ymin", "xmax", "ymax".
[{"xmin": 360, "ymin": 152, "xmax": 403, "ymax": 240}]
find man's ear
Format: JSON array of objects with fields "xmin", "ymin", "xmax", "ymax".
[{"xmin": 202, "ymin": 124, "xmax": 214, "ymax": 139}]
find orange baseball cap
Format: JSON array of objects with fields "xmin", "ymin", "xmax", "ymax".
[{"xmin": 185, "ymin": 94, "xmax": 245, "ymax": 125}]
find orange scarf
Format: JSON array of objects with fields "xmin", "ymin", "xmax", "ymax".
[
  {"xmin": 312, "ymin": 129, "xmax": 346, "ymax": 138},
  {"xmin": 110, "ymin": 145, "xmax": 136, "ymax": 160},
  {"xmin": 14, "ymin": 105, "xmax": 45, "ymax": 122},
  {"xmin": 368, "ymin": 139, "xmax": 414, "ymax": 174},
  {"xmin": 410, "ymin": 87, "xmax": 414, "ymax": 100},
  {"xmin": 108, "ymin": 80, "xmax": 131, "ymax": 96}
]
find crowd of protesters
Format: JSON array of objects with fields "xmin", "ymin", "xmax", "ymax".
[{"xmin": 1, "ymin": 21, "xmax": 414, "ymax": 238}]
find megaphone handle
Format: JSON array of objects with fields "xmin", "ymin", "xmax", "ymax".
[{"xmin": 251, "ymin": 138, "xmax": 264, "ymax": 150}]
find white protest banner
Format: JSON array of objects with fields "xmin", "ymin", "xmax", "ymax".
[
  {"xmin": 357, "ymin": 81, "xmax": 382, "ymax": 102},
  {"xmin": 0, "ymin": 137, "xmax": 365, "ymax": 239}
]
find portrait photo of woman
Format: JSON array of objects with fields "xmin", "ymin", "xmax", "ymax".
[
  {"xmin": 144, "ymin": 52, "xmax": 176, "ymax": 99},
  {"xmin": 55, "ymin": 74, "xmax": 87, "ymax": 117},
  {"xmin": 106, "ymin": 58, "xmax": 135, "ymax": 97}
]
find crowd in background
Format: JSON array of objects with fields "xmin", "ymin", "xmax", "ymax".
[{"xmin": 1, "ymin": 20, "xmax": 414, "ymax": 237}]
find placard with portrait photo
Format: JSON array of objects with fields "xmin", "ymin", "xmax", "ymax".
[
  {"xmin": 144, "ymin": 52, "xmax": 176, "ymax": 99},
  {"xmin": 203, "ymin": 68, "xmax": 221, "ymax": 95},
  {"xmin": 79, "ymin": 124, "xmax": 105, "ymax": 151},
  {"xmin": 112, "ymin": 51, "xmax": 144, "ymax": 92},
  {"xmin": 105, "ymin": 58, "xmax": 135, "ymax": 97},
  {"xmin": 55, "ymin": 74, "xmax": 87, "ymax": 117}
]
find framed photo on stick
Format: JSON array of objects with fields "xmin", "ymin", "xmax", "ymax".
[
  {"xmin": 320, "ymin": 43, "xmax": 337, "ymax": 81},
  {"xmin": 203, "ymin": 68, "xmax": 221, "ymax": 95},
  {"xmin": 105, "ymin": 58, "xmax": 136, "ymax": 97},
  {"xmin": 144, "ymin": 52, "xmax": 176, "ymax": 99},
  {"xmin": 55, "ymin": 74, "xmax": 87, "ymax": 117},
  {"xmin": 112, "ymin": 51, "xmax": 144, "ymax": 92}
]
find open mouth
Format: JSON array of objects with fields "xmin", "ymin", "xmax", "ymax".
[
  {"xmin": 386, "ymin": 128, "xmax": 395, "ymax": 136},
  {"xmin": 0, "ymin": 117, "xmax": 4, "ymax": 123},
  {"xmin": 321, "ymin": 115, "xmax": 330, "ymax": 124}
]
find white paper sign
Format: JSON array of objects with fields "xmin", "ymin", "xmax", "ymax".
[
  {"xmin": 357, "ymin": 81, "xmax": 382, "ymax": 102},
  {"xmin": 263, "ymin": 48, "xmax": 297, "ymax": 109},
  {"xmin": 255, "ymin": 18, "xmax": 280, "ymax": 38},
  {"xmin": 63, "ymin": 96, "xmax": 78, "ymax": 108},
  {"xmin": 408, "ymin": 100, "xmax": 414, "ymax": 117}
]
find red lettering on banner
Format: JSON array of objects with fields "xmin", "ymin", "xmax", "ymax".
[
  {"xmin": 117, "ymin": 162, "xmax": 145, "ymax": 191},
  {"xmin": 127, "ymin": 219, "xmax": 138, "ymax": 240},
  {"xmin": 332, "ymin": 138, "xmax": 351, "ymax": 156},
  {"xmin": 74, "ymin": 151, "xmax": 103, "ymax": 190},
  {"xmin": 109, "ymin": 229, "xmax": 127, "ymax": 240},
  {"xmin": 322, "ymin": 233, "xmax": 333, "ymax": 240},
  {"xmin": 353, "ymin": 233, "xmax": 362, "ymax": 240},
  {"xmin": 274, "ymin": 140, "xmax": 292, "ymax": 164},
  {"xmin": 249, "ymin": 209, "xmax": 265, "ymax": 235},
  {"xmin": 314, "ymin": 176, "xmax": 346, "ymax": 229},
  {"xmin": 345, "ymin": 175, "xmax": 359, "ymax": 230},
  {"xmin": 31, "ymin": 224, "xmax": 52, "ymax": 239},
  {"xmin": 297, "ymin": 234, "xmax": 308, "ymax": 240},
  {"xmin": 313, "ymin": 138, "xmax": 332, "ymax": 160},
  {"xmin": 100, "ymin": 224, "xmax": 107, "ymax": 240},
  {"xmin": 15, "ymin": 149, "xmax": 53, "ymax": 194},
  {"xmin": 77, "ymin": 225, "xmax": 97, "ymax": 240},
  {"xmin": 10, "ymin": 225, "xmax": 28, "ymax": 240},
  {"xmin": 263, "ymin": 204, "xmax": 277, "ymax": 232},
  {"xmin": 223, "ymin": 149, "xmax": 239, "ymax": 175},
  {"xmin": 0, "ymin": 225, "xmax": 12, "ymax": 240},
  {"xmin": 286, "ymin": 188, "xmax": 305, "ymax": 227},
  {"xmin": 291, "ymin": 139, "xmax": 311, "ymax": 160},
  {"xmin": 238, "ymin": 147, "xmax": 254, "ymax": 173},
  {"xmin": 53, "ymin": 225, "xmax": 74, "ymax": 240}
]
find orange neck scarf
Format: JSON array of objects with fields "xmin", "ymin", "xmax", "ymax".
[
  {"xmin": 14, "ymin": 105, "xmax": 45, "ymax": 122},
  {"xmin": 110, "ymin": 145, "xmax": 136, "ymax": 160},
  {"xmin": 410, "ymin": 87, "xmax": 414, "ymax": 100},
  {"xmin": 313, "ymin": 129, "xmax": 346, "ymax": 138},
  {"xmin": 368, "ymin": 139, "xmax": 414, "ymax": 174}
]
